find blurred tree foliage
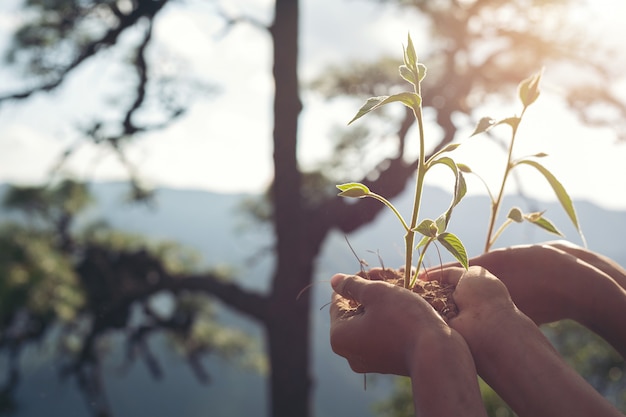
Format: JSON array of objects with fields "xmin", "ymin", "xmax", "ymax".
[
  {"xmin": 0, "ymin": 180, "xmax": 262, "ymax": 416},
  {"xmin": 311, "ymin": 0, "xmax": 626, "ymax": 183}
]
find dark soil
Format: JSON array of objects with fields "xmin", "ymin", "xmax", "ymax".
[{"xmin": 353, "ymin": 267, "xmax": 459, "ymax": 321}]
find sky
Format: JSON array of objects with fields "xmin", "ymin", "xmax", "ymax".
[{"xmin": 1, "ymin": 0, "xmax": 626, "ymax": 210}]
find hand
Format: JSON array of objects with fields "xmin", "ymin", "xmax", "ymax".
[
  {"xmin": 547, "ymin": 241, "xmax": 626, "ymax": 290},
  {"xmin": 329, "ymin": 269, "xmax": 489, "ymax": 417},
  {"xmin": 421, "ymin": 266, "xmax": 520, "ymax": 351},
  {"xmin": 426, "ymin": 241, "xmax": 626, "ymax": 325},
  {"xmin": 329, "ymin": 270, "xmax": 451, "ymax": 376},
  {"xmin": 425, "ymin": 265, "xmax": 624, "ymax": 417}
]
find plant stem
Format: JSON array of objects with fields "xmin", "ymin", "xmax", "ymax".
[
  {"xmin": 483, "ymin": 108, "xmax": 526, "ymax": 252},
  {"xmin": 410, "ymin": 238, "xmax": 432, "ymax": 288},
  {"xmin": 489, "ymin": 218, "xmax": 513, "ymax": 248},
  {"xmin": 369, "ymin": 193, "xmax": 410, "ymax": 232},
  {"xmin": 405, "ymin": 81, "xmax": 427, "ymax": 289}
]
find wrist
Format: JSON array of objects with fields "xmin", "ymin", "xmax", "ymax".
[
  {"xmin": 458, "ymin": 305, "xmax": 544, "ymax": 368},
  {"xmin": 408, "ymin": 329, "xmax": 487, "ymax": 417},
  {"xmin": 408, "ymin": 327, "xmax": 466, "ymax": 374},
  {"xmin": 448, "ymin": 298, "xmax": 520, "ymax": 357},
  {"xmin": 460, "ymin": 307, "xmax": 623, "ymax": 417},
  {"xmin": 580, "ymin": 284, "xmax": 626, "ymax": 358}
]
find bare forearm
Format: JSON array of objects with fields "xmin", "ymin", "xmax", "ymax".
[
  {"xmin": 409, "ymin": 331, "xmax": 487, "ymax": 417},
  {"xmin": 581, "ymin": 282, "xmax": 626, "ymax": 359},
  {"xmin": 467, "ymin": 309, "xmax": 622, "ymax": 417}
]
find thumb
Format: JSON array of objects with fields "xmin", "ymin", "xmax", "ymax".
[
  {"xmin": 421, "ymin": 266, "xmax": 465, "ymax": 286},
  {"xmin": 331, "ymin": 274, "xmax": 372, "ymax": 304}
]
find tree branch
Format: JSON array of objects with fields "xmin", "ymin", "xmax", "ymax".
[
  {"xmin": 169, "ymin": 274, "xmax": 269, "ymax": 322},
  {"xmin": 0, "ymin": 0, "xmax": 170, "ymax": 105}
]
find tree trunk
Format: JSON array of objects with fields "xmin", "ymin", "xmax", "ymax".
[{"xmin": 267, "ymin": 0, "xmax": 311, "ymax": 416}]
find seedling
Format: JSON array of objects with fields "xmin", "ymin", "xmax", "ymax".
[
  {"xmin": 467, "ymin": 70, "xmax": 585, "ymax": 251},
  {"xmin": 337, "ymin": 34, "xmax": 469, "ymax": 290},
  {"xmin": 337, "ymin": 34, "xmax": 584, "ymax": 290}
]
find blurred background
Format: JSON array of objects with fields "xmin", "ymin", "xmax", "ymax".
[{"xmin": 0, "ymin": 0, "xmax": 625, "ymax": 416}]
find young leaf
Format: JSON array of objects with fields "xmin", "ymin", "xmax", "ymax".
[
  {"xmin": 417, "ymin": 63, "xmax": 427, "ymax": 82},
  {"xmin": 452, "ymin": 168, "xmax": 467, "ymax": 208},
  {"xmin": 399, "ymin": 65, "xmax": 416, "ymax": 86},
  {"xmin": 496, "ymin": 117, "xmax": 521, "ymax": 131},
  {"xmin": 414, "ymin": 219, "xmax": 438, "ymax": 238},
  {"xmin": 525, "ymin": 212, "xmax": 563, "ymax": 236},
  {"xmin": 437, "ymin": 232, "xmax": 469, "ymax": 269},
  {"xmin": 428, "ymin": 157, "xmax": 467, "ymax": 229},
  {"xmin": 518, "ymin": 69, "xmax": 543, "ymax": 108},
  {"xmin": 435, "ymin": 214, "xmax": 447, "ymax": 234},
  {"xmin": 428, "ymin": 143, "xmax": 461, "ymax": 162},
  {"xmin": 441, "ymin": 143, "xmax": 461, "ymax": 153},
  {"xmin": 336, "ymin": 182, "xmax": 370, "ymax": 198},
  {"xmin": 470, "ymin": 117, "xmax": 495, "ymax": 137},
  {"xmin": 404, "ymin": 33, "xmax": 418, "ymax": 70},
  {"xmin": 415, "ymin": 235, "xmax": 430, "ymax": 250},
  {"xmin": 348, "ymin": 92, "xmax": 422, "ymax": 125},
  {"xmin": 514, "ymin": 159, "xmax": 581, "ymax": 233},
  {"xmin": 348, "ymin": 96, "xmax": 388, "ymax": 125},
  {"xmin": 456, "ymin": 163, "xmax": 472, "ymax": 173},
  {"xmin": 507, "ymin": 207, "xmax": 524, "ymax": 223}
]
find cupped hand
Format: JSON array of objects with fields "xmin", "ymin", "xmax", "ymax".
[
  {"xmin": 466, "ymin": 242, "xmax": 626, "ymax": 327},
  {"xmin": 329, "ymin": 270, "xmax": 452, "ymax": 376},
  {"xmin": 430, "ymin": 266, "xmax": 626, "ymax": 417},
  {"xmin": 425, "ymin": 242, "xmax": 626, "ymax": 358},
  {"xmin": 423, "ymin": 266, "xmax": 521, "ymax": 347}
]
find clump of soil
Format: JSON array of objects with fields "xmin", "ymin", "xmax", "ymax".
[
  {"xmin": 411, "ymin": 276, "xmax": 458, "ymax": 321},
  {"xmin": 342, "ymin": 267, "xmax": 458, "ymax": 321}
]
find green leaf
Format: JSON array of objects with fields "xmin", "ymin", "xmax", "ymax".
[
  {"xmin": 404, "ymin": 33, "xmax": 417, "ymax": 70},
  {"xmin": 399, "ymin": 65, "xmax": 416, "ymax": 85},
  {"xmin": 399, "ymin": 62, "xmax": 426, "ymax": 86},
  {"xmin": 507, "ymin": 207, "xmax": 524, "ymax": 223},
  {"xmin": 456, "ymin": 163, "xmax": 472, "ymax": 173},
  {"xmin": 434, "ymin": 214, "xmax": 447, "ymax": 234},
  {"xmin": 415, "ymin": 235, "xmax": 430, "ymax": 250},
  {"xmin": 518, "ymin": 69, "xmax": 543, "ymax": 108},
  {"xmin": 348, "ymin": 96, "xmax": 388, "ymax": 125},
  {"xmin": 348, "ymin": 92, "xmax": 422, "ymax": 125},
  {"xmin": 414, "ymin": 219, "xmax": 438, "ymax": 238},
  {"xmin": 417, "ymin": 63, "xmax": 427, "ymax": 82},
  {"xmin": 496, "ymin": 117, "xmax": 521, "ymax": 131},
  {"xmin": 336, "ymin": 182, "xmax": 370, "ymax": 198},
  {"xmin": 441, "ymin": 143, "xmax": 461, "ymax": 153},
  {"xmin": 470, "ymin": 117, "xmax": 495, "ymax": 137},
  {"xmin": 453, "ymin": 169, "xmax": 467, "ymax": 208},
  {"xmin": 525, "ymin": 212, "xmax": 563, "ymax": 236},
  {"xmin": 437, "ymin": 232, "xmax": 469, "ymax": 269},
  {"xmin": 428, "ymin": 143, "xmax": 461, "ymax": 162},
  {"xmin": 514, "ymin": 159, "xmax": 581, "ymax": 234},
  {"xmin": 428, "ymin": 157, "xmax": 467, "ymax": 229}
]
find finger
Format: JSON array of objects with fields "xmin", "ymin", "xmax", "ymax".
[
  {"xmin": 331, "ymin": 273, "xmax": 367, "ymax": 301},
  {"xmin": 420, "ymin": 266, "xmax": 465, "ymax": 286},
  {"xmin": 331, "ymin": 273, "xmax": 390, "ymax": 306},
  {"xmin": 365, "ymin": 267, "xmax": 403, "ymax": 282},
  {"xmin": 548, "ymin": 241, "xmax": 626, "ymax": 289}
]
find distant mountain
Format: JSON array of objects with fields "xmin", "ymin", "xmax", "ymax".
[{"xmin": 1, "ymin": 182, "xmax": 625, "ymax": 417}]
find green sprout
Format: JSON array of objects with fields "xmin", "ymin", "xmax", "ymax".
[
  {"xmin": 337, "ymin": 34, "xmax": 584, "ymax": 290},
  {"xmin": 337, "ymin": 34, "xmax": 468, "ymax": 290},
  {"xmin": 467, "ymin": 70, "xmax": 585, "ymax": 251}
]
